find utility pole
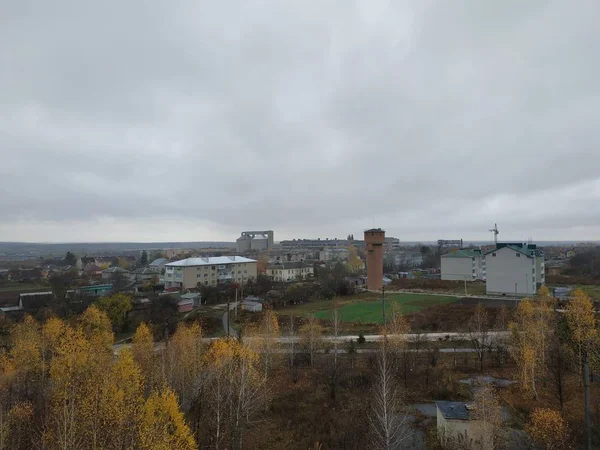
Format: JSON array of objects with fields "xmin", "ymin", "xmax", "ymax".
[
  {"xmin": 584, "ymin": 350, "xmax": 592, "ymax": 450},
  {"xmin": 227, "ymin": 292, "xmax": 230, "ymax": 338},
  {"xmin": 382, "ymin": 286, "xmax": 386, "ymax": 326},
  {"xmin": 464, "ymin": 278, "xmax": 467, "ymax": 296}
]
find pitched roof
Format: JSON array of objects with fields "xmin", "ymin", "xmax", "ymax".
[
  {"xmin": 166, "ymin": 256, "xmax": 256, "ymax": 267},
  {"xmin": 435, "ymin": 401, "xmax": 474, "ymax": 421},
  {"xmin": 103, "ymin": 266, "xmax": 130, "ymax": 274},
  {"xmin": 484, "ymin": 244, "xmax": 535, "ymax": 258},
  {"xmin": 441, "ymin": 249, "xmax": 481, "ymax": 259},
  {"xmin": 133, "ymin": 268, "xmax": 160, "ymax": 275},
  {"xmin": 149, "ymin": 258, "xmax": 168, "ymax": 266}
]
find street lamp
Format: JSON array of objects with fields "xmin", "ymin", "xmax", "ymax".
[{"xmin": 382, "ymin": 285, "xmax": 386, "ymax": 326}]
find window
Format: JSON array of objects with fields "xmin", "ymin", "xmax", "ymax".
[
  {"xmin": 516, "ymin": 253, "xmax": 521, "ymax": 257},
  {"xmin": 492, "ymin": 253, "xmax": 496, "ymax": 257},
  {"xmin": 204, "ymin": 274, "xmax": 208, "ymax": 278},
  {"xmin": 211, "ymin": 266, "xmax": 215, "ymax": 270}
]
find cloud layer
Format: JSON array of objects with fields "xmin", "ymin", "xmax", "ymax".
[{"xmin": 2, "ymin": 1, "xmax": 600, "ymax": 242}]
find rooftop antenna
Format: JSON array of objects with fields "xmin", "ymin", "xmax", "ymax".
[{"xmin": 489, "ymin": 223, "xmax": 499, "ymax": 244}]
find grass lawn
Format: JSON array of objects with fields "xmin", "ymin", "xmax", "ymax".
[
  {"xmin": 282, "ymin": 292, "xmax": 458, "ymax": 324},
  {"xmin": 577, "ymin": 285, "xmax": 600, "ymax": 302}
]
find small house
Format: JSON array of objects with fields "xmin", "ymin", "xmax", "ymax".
[
  {"xmin": 436, "ymin": 401, "xmax": 492, "ymax": 449},
  {"xmin": 178, "ymin": 292, "xmax": 201, "ymax": 312}
]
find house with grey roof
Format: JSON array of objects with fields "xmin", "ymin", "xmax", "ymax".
[
  {"xmin": 436, "ymin": 401, "xmax": 492, "ymax": 449},
  {"xmin": 101, "ymin": 266, "xmax": 130, "ymax": 281},
  {"xmin": 149, "ymin": 258, "xmax": 169, "ymax": 272}
]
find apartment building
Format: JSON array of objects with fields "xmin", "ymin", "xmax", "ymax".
[
  {"xmin": 441, "ymin": 249, "xmax": 485, "ymax": 281},
  {"xmin": 266, "ymin": 261, "xmax": 314, "ymax": 282},
  {"xmin": 485, "ymin": 243, "xmax": 544, "ymax": 296},
  {"xmin": 164, "ymin": 256, "xmax": 257, "ymax": 290}
]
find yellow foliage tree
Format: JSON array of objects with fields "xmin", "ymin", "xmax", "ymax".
[
  {"xmin": 133, "ymin": 322, "xmax": 157, "ymax": 393},
  {"xmin": 300, "ymin": 315, "xmax": 324, "ymax": 367},
  {"xmin": 95, "ymin": 292, "xmax": 132, "ymax": 331},
  {"xmin": 138, "ymin": 387, "xmax": 196, "ymax": 450},
  {"xmin": 509, "ymin": 299, "xmax": 540, "ymax": 398},
  {"xmin": 256, "ymin": 309, "xmax": 281, "ymax": 379},
  {"xmin": 46, "ymin": 326, "xmax": 91, "ymax": 449},
  {"xmin": 9, "ymin": 315, "xmax": 42, "ymax": 398},
  {"xmin": 346, "ymin": 244, "xmax": 363, "ymax": 273},
  {"xmin": 565, "ymin": 289, "xmax": 598, "ymax": 375},
  {"xmin": 202, "ymin": 339, "xmax": 264, "ymax": 450},
  {"xmin": 78, "ymin": 304, "xmax": 114, "ymax": 350},
  {"xmin": 526, "ymin": 407, "xmax": 572, "ymax": 450},
  {"xmin": 165, "ymin": 322, "xmax": 203, "ymax": 409},
  {"xmin": 101, "ymin": 348, "xmax": 145, "ymax": 449}
]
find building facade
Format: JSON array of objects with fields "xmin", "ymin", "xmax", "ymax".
[
  {"xmin": 266, "ymin": 261, "xmax": 314, "ymax": 282},
  {"xmin": 485, "ymin": 243, "xmax": 544, "ymax": 296},
  {"xmin": 365, "ymin": 228, "xmax": 385, "ymax": 291},
  {"xmin": 164, "ymin": 256, "xmax": 257, "ymax": 290},
  {"xmin": 441, "ymin": 249, "xmax": 485, "ymax": 281},
  {"xmin": 236, "ymin": 230, "xmax": 274, "ymax": 252},
  {"xmin": 318, "ymin": 247, "xmax": 349, "ymax": 262}
]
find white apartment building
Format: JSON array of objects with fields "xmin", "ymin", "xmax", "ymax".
[
  {"xmin": 164, "ymin": 256, "xmax": 257, "ymax": 290},
  {"xmin": 485, "ymin": 243, "xmax": 544, "ymax": 296},
  {"xmin": 266, "ymin": 261, "xmax": 314, "ymax": 282},
  {"xmin": 441, "ymin": 249, "xmax": 485, "ymax": 281}
]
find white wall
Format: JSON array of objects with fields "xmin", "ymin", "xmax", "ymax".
[
  {"xmin": 441, "ymin": 257, "xmax": 473, "ymax": 281},
  {"xmin": 485, "ymin": 247, "xmax": 536, "ymax": 296}
]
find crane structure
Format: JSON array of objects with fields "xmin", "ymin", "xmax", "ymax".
[{"xmin": 489, "ymin": 223, "xmax": 499, "ymax": 244}]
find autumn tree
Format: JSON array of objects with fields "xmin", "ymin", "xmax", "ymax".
[
  {"xmin": 45, "ymin": 325, "xmax": 92, "ymax": 449},
  {"xmin": 471, "ymin": 385, "xmax": 504, "ymax": 449},
  {"xmin": 138, "ymin": 387, "xmax": 196, "ymax": 450},
  {"xmin": 565, "ymin": 288, "xmax": 598, "ymax": 376},
  {"xmin": 300, "ymin": 315, "xmax": 324, "ymax": 367},
  {"xmin": 468, "ymin": 303, "xmax": 492, "ymax": 372},
  {"xmin": 248, "ymin": 309, "xmax": 281, "ymax": 380},
  {"xmin": 132, "ymin": 322, "xmax": 157, "ymax": 393},
  {"xmin": 526, "ymin": 408, "xmax": 572, "ymax": 450},
  {"xmin": 509, "ymin": 299, "xmax": 540, "ymax": 399},
  {"xmin": 95, "ymin": 293, "xmax": 132, "ymax": 332},
  {"xmin": 201, "ymin": 339, "xmax": 264, "ymax": 450},
  {"xmin": 346, "ymin": 244, "xmax": 363, "ymax": 273},
  {"xmin": 101, "ymin": 348, "xmax": 145, "ymax": 450},
  {"xmin": 9, "ymin": 315, "xmax": 42, "ymax": 400},
  {"xmin": 164, "ymin": 322, "xmax": 204, "ymax": 409},
  {"xmin": 368, "ymin": 341, "xmax": 410, "ymax": 450}
]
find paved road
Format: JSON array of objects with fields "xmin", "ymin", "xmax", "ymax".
[{"xmin": 113, "ymin": 330, "xmax": 508, "ymax": 354}]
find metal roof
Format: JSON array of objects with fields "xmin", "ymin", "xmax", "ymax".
[
  {"xmin": 441, "ymin": 250, "xmax": 481, "ymax": 259},
  {"xmin": 166, "ymin": 256, "xmax": 256, "ymax": 267},
  {"xmin": 435, "ymin": 401, "xmax": 473, "ymax": 421},
  {"xmin": 149, "ymin": 258, "xmax": 168, "ymax": 266},
  {"xmin": 484, "ymin": 244, "xmax": 535, "ymax": 258},
  {"xmin": 103, "ymin": 266, "xmax": 130, "ymax": 273}
]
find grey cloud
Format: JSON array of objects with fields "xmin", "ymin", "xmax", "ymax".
[{"xmin": 1, "ymin": 0, "xmax": 600, "ymax": 241}]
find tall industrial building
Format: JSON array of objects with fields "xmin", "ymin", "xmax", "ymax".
[
  {"xmin": 364, "ymin": 228, "xmax": 385, "ymax": 291},
  {"xmin": 236, "ymin": 230, "xmax": 274, "ymax": 252}
]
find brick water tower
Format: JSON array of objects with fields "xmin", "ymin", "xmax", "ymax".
[{"xmin": 364, "ymin": 228, "xmax": 385, "ymax": 291}]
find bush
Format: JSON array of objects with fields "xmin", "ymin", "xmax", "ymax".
[{"xmin": 357, "ymin": 331, "xmax": 366, "ymax": 344}]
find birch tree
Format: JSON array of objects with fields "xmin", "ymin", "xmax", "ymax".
[
  {"xmin": 369, "ymin": 341, "xmax": 410, "ymax": 450},
  {"xmin": 300, "ymin": 315, "xmax": 323, "ymax": 367}
]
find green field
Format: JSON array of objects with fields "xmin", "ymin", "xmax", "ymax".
[{"xmin": 281, "ymin": 292, "xmax": 458, "ymax": 324}]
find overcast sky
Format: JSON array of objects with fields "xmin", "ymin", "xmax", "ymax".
[{"xmin": 1, "ymin": 1, "xmax": 600, "ymax": 243}]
